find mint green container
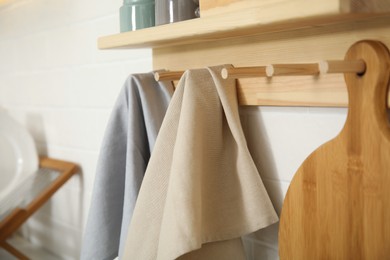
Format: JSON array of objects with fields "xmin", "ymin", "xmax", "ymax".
[{"xmin": 120, "ymin": 0, "xmax": 155, "ymax": 32}]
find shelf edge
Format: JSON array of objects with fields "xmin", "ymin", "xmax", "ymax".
[{"xmin": 98, "ymin": 12, "xmax": 390, "ymax": 50}]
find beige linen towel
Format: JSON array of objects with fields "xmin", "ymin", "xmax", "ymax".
[{"xmin": 123, "ymin": 66, "xmax": 279, "ymax": 260}]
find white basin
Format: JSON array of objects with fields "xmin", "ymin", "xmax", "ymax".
[{"xmin": 0, "ymin": 111, "xmax": 38, "ymax": 213}]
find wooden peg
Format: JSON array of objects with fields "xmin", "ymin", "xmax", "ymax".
[
  {"xmin": 221, "ymin": 66, "xmax": 267, "ymax": 79},
  {"xmin": 154, "ymin": 71, "xmax": 184, "ymax": 81},
  {"xmin": 319, "ymin": 60, "xmax": 366, "ymax": 74},
  {"xmin": 266, "ymin": 63, "xmax": 319, "ymax": 77}
]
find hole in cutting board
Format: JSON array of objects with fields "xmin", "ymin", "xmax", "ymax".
[{"xmin": 356, "ymin": 59, "xmax": 366, "ymax": 77}]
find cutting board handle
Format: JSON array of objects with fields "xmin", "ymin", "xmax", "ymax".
[{"xmin": 342, "ymin": 40, "xmax": 390, "ymax": 143}]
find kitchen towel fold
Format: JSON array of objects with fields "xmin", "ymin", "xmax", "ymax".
[
  {"xmin": 123, "ymin": 66, "xmax": 279, "ymax": 259},
  {"xmin": 81, "ymin": 73, "xmax": 174, "ymax": 260}
]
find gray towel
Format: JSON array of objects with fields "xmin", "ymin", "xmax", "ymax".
[{"xmin": 80, "ymin": 73, "xmax": 174, "ymax": 260}]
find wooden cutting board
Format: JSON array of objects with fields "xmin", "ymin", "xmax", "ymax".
[{"xmin": 279, "ymin": 40, "xmax": 390, "ymax": 259}]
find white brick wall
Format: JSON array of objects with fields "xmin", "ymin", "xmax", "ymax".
[{"xmin": 0, "ymin": 1, "xmax": 348, "ymax": 259}]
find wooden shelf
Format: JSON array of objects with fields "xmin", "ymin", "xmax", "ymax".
[
  {"xmin": 98, "ymin": 0, "xmax": 390, "ymax": 50},
  {"xmin": 97, "ymin": 0, "xmax": 390, "ymax": 108}
]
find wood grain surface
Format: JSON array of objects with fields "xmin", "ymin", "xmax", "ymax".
[{"xmin": 279, "ymin": 40, "xmax": 390, "ymax": 259}]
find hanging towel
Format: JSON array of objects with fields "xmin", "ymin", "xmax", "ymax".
[
  {"xmin": 81, "ymin": 73, "xmax": 174, "ymax": 260},
  {"xmin": 122, "ymin": 66, "xmax": 279, "ymax": 260}
]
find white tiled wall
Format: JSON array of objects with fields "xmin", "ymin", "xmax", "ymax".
[
  {"xmin": 0, "ymin": 1, "xmax": 348, "ymax": 259},
  {"xmin": 240, "ymin": 107, "xmax": 347, "ymax": 258}
]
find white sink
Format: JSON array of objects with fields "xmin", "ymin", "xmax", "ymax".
[{"xmin": 0, "ymin": 111, "xmax": 38, "ymax": 213}]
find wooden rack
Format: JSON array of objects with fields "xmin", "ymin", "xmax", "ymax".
[
  {"xmin": 154, "ymin": 60, "xmax": 366, "ymax": 79},
  {"xmin": 0, "ymin": 158, "xmax": 79, "ymax": 259},
  {"xmin": 98, "ymin": 1, "xmax": 390, "ymax": 107}
]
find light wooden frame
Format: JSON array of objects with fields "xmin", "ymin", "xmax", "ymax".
[
  {"xmin": 98, "ymin": 8, "xmax": 390, "ymax": 107},
  {"xmin": 0, "ymin": 157, "xmax": 79, "ymax": 260}
]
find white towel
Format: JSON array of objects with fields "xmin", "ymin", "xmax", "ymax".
[{"xmin": 123, "ymin": 66, "xmax": 279, "ymax": 259}]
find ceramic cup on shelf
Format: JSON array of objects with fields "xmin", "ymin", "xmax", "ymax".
[
  {"xmin": 120, "ymin": 0, "xmax": 155, "ymax": 32},
  {"xmin": 155, "ymin": 0, "xmax": 199, "ymax": 26}
]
